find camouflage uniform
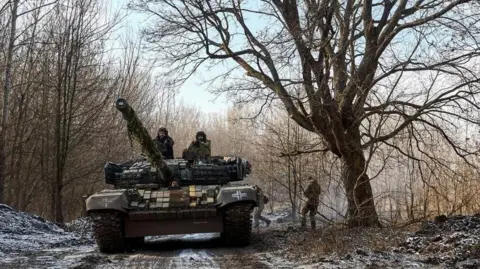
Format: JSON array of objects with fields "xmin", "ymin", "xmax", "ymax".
[
  {"xmin": 187, "ymin": 140, "xmax": 211, "ymax": 159},
  {"xmin": 301, "ymin": 177, "xmax": 321, "ymax": 229},
  {"xmin": 253, "ymin": 187, "xmax": 271, "ymax": 228},
  {"xmin": 187, "ymin": 131, "xmax": 211, "ymax": 159}
]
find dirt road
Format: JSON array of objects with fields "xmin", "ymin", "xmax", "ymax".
[
  {"xmin": 3, "ymin": 212, "xmax": 480, "ymax": 268},
  {"xmin": 3, "ymin": 228, "xmax": 475, "ymax": 269},
  {"xmin": 0, "ymin": 232, "xmax": 285, "ymax": 269},
  {"xmin": 95, "ymin": 233, "xmax": 275, "ymax": 269},
  {"xmin": 2, "ymin": 203, "xmax": 480, "ymax": 268}
]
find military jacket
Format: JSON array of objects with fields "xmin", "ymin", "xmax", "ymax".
[
  {"xmin": 187, "ymin": 139, "xmax": 211, "ymax": 159},
  {"xmin": 304, "ymin": 180, "xmax": 321, "ymax": 204}
]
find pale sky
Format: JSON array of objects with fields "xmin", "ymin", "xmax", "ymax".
[{"xmin": 109, "ymin": 0, "xmax": 234, "ymax": 114}]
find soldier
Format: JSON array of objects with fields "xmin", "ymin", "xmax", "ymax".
[
  {"xmin": 253, "ymin": 186, "xmax": 271, "ymax": 229},
  {"xmin": 187, "ymin": 131, "xmax": 211, "ymax": 159},
  {"xmin": 153, "ymin": 127, "xmax": 175, "ymax": 159},
  {"xmin": 301, "ymin": 176, "xmax": 322, "ymax": 229}
]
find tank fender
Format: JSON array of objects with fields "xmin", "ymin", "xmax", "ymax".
[
  {"xmin": 86, "ymin": 189, "xmax": 129, "ymax": 214},
  {"xmin": 217, "ymin": 186, "xmax": 258, "ymax": 209}
]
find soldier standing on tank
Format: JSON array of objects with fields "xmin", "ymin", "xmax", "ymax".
[
  {"xmin": 187, "ymin": 131, "xmax": 211, "ymax": 159},
  {"xmin": 153, "ymin": 127, "xmax": 175, "ymax": 159},
  {"xmin": 301, "ymin": 176, "xmax": 322, "ymax": 230},
  {"xmin": 253, "ymin": 186, "xmax": 271, "ymax": 229}
]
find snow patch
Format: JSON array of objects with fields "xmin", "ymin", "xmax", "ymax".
[
  {"xmin": 265, "ymin": 208, "xmax": 292, "ymax": 224},
  {"xmin": 181, "ymin": 233, "xmax": 218, "ymax": 240},
  {"xmin": 176, "ymin": 249, "xmax": 220, "ymax": 269},
  {"xmin": 0, "ymin": 204, "xmax": 93, "ymax": 254},
  {"xmin": 64, "ymin": 216, "xmax": 93, "ymax": 241},
  {"xmin": 394, "ymin": 214, "xmax": 480, "ymax": 264}
]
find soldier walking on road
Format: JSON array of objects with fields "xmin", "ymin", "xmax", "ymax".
[
  {"xmin": 253, "ymin": 186, "xmax": 271, "ymax": 229},
  {"xmin": 301, "ymin": 176, "xmax": 321, "ymax": 230}
]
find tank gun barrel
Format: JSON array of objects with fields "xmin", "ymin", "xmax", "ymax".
[{"xmin": 115, "ymin": 98, "xmax": 175, "ymax": 185}]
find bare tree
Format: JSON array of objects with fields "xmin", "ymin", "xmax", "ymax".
[
  {"xmin": 130, "ymin": 0, "xmax": 480, "ymax": 227},
  {"xmin": 0, "ymin": 0, "xmax": 19, "ymax": 204}
]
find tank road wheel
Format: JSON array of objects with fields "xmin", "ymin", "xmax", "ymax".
[
  {"xmin": 222, "ymin": 203, "xmax": 253, "ymax": 247},
  {"xmin": 91, "ymin": 211, "xmax": 126, "ymax": 253}
]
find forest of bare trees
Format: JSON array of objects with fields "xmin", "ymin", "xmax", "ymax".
[
  {"xmin": 0, "ymin": 0, "xmax": 479, "ymax": 229},
  {"xmin": 130, "ymin": 0, "xmax": 480, "ymax": 227}
]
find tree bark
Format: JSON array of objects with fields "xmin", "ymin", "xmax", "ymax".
[
  {"xmin": 0, "ymin": 0, "xmax": 19, "ymax": 204},
  {"xmin": 341, "ymin": 128, "xmax": 380, "ymax": 227},
  {"xmin": 54, "ymin": 66, "xmax": 63, "ymax": 223}
]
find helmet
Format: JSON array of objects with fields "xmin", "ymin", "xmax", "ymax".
[
  {"xmin": 196, "ymin": 131, "xmax": 206, "ymax": 141},
  {"xmin": 158, "ymin": 127, "xmax": 168, "ymax": 136}
]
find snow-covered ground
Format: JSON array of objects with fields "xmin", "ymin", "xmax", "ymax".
[
  {"xmin": 0, "ymin": 204, "xmax": 91, "ymax": 253},
  {"xmin": 1, "ymin": 204, "xmax": 479, "ymax": 268},
  {"xmin": 0, "ymin": 204, "xmax": 97, "ymax": 268}
]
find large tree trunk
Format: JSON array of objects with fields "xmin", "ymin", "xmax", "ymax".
[
  {"xmin": 341, "ymin": 128, "xmax": 380, "ymax": 227},
  {"xmin": 342, "ymin": 152, "xmax": 380, "ymax": 227}
]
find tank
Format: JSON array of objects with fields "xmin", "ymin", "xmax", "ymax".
[{"xmin": 85, "ymin": 98, "xmax": 259, "ymax": 253}]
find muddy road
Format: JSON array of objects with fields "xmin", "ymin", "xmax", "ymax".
[
  {"xmin": 0, "ymin": 204, "xmax": 291, "ymax": 269},
  {"xmin": 1, "ymin": 232, "xmax": 280, "ymax": 269},
  {"xmin": 3, "ymin": 227, "xmax": 480, "ymax": 269},
  {"xmin": 2, "ymin": 204, "xmax": 480, "ymax": 269},
  {"xmin": 96, "ymin": 233, "xmax": 273, "ymax": 269}
]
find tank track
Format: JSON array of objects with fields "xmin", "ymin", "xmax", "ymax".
[
  {"xmin": 127, "ymin": 236, "xmax": 145, "ymax": 250},
  {"xmin": 91, "ymin": 211, "xmax": 126, "ymax": 253},
  {"xmin": 222, "ymin": 203, "xmax": 252, "ymax": 246}
]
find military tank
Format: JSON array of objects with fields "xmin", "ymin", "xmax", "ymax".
[{"xmin": 85, "ymin": 98, "xmax": 259, "ymax": 253}]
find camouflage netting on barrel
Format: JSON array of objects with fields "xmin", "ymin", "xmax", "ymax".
[{"xmin": 115, "ymin": 98, "xmax": 175, "ymax": 186}]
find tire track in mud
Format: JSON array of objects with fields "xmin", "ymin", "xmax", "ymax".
[
  {"xmin": 105, "ymin": 251, "xmax": 271, "ymax": 269},
  {"xmin": 170, "ymin": 249, "xmax": 219, "ymax": 268},
  {"xmin": 95, "ymin": 233, "xmax": 272, "ymax": 269}
]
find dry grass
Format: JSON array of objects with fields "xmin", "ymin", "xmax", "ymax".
[
  {"xmin": 307, "ymin": 224, "xmax": 419, "ymax": 255},
  {"xmin": 253, "ymin": 222, "xmax": 421, "ymax": 256}
]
